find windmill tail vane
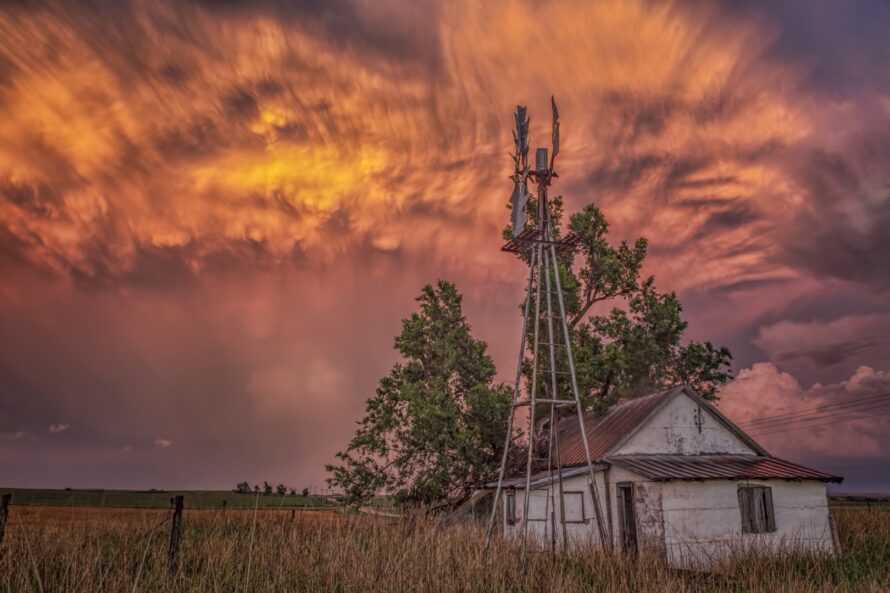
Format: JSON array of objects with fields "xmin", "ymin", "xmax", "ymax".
[
  {"xmin": 510, "ymin": 105, "xmax": 530, "ymax": 236},
  {"xmin": 486, "ymin": 98, "xmax": 610, "ymax": 558}
]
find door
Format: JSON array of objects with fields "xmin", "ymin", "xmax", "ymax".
[{"xmin": 616, "ymin": 483, "xmax": 638, "ymax": 555}]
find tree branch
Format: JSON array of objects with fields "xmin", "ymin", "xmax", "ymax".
[{"xmin": 569, "ymin": 293, "xmax": 608, "ymax": 328}]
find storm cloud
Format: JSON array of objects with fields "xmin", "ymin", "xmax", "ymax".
[{"xmin": 0, "ymin": 0, "xmax": 888, "ymax": 490}]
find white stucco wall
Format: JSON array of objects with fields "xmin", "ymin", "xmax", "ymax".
[
  {"xmin": 660, "ymin": 479, "xmax": 835, "ymax": 568},
  {"xmin": 614, "ymin": 392, "xmax": 757, "ymax": 456},
  {"xmin": 607, "ymin": 465, "xmax": 665, "ymax": 558},
  {"xmin": 504, "ymin": 471, "xmax": 609, "ymax": 549},
  {"xmin": 503, "ymin": 470, "xmax": 835, "ymax": 569}
]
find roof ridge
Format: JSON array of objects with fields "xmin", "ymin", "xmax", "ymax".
[{"xmin": 605, "ymin": 384, "xmax": 683, "ymax": 411}]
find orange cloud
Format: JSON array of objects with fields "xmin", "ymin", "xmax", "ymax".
[
  {"xmin": 2, "ymin": 0, "xmax": 889, "ymax": 490},
  {"xmin": 0, "ymin": 0, "xmax": 819, "ymax": 292}
]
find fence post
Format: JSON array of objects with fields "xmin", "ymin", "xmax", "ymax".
[
  {"xmin": 168, "ymin": 495, "xmax": 184, "ymax": 576},
  {"xmin": 0, "ymin": 494, "xmax": 10, "ymax": 547}
]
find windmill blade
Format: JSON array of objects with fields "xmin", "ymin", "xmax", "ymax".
[
  {"xmin": 510, "ymin": 105, "xmax": 531, "ymax": 235},
  {"xmin": 510, "ymin": 180, "xmax": 528, "ymax": 235},
  {"xmin": 515, "ymin": 105, "xmax": 530, "ymax": 160},
  {"xmin": 550, "ymin": 96, "xmax": 560, "ymax": 171}
]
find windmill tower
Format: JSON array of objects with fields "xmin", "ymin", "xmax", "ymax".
[{"xmin": 485, "ymin": 99, "xmax": 609, "ymax": 556}]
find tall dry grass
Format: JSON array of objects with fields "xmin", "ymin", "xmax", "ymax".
[{"xmin": 0, "ymin": 506, "xmax": 887, "ymax": 592}]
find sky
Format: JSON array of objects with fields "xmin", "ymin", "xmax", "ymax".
[{"xmin": 0, "ymin": 0, "xmax": 888, "ymax": 493}]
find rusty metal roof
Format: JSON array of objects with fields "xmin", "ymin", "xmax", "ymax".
[
  {"xmin": 555, "ymin": 386, "xmax": 679, "ymax": 466},
  {"xmin": 606, "ymin": 454, "xmax": 842, "ymax": 483},
  {"xmin": 554, "ymin": 385, "xmax": 768, "ymax": 467},
  {"xmin": 488, "ymin": 385, "xmax": 841, "ymax": 487}
]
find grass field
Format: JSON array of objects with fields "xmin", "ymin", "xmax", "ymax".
[
  {"xmin": 0, "ymin": 503, "xmax": 887, "ymax": 592},
  {"xmin": 0, "ymin": 488, "xmax": 338, "ymax": 509}
]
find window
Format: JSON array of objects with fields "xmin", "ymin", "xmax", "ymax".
[
  {"xmin": 527, "ymin": 490, "xmax": 549, "ymax": 521},
  {"xmin": 738, "ymin": 486, "xmax": 776, "ymax": 533},
  {"xmin": 505, "ymin": 491, "xmax": 516, "ymax": 526},
  {"xmin": 561, "ymin": 491, "xmax": 586, "ymax": 523}
]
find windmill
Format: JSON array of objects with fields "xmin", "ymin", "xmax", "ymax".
[{"xmin": 486, "ymin": 98, "xmax": 609, "ymax": 556}]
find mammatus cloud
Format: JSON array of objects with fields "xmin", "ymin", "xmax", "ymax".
[
  {"xmin": 0, "ymin": 0, "xmax": 888, "ymax": 489},
  {"xmin": 0, "ymin": 0, "xmax": 822, "ymax": 292}
]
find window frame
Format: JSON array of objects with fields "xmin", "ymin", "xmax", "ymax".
[
  {"xmin": 738, "ymin": 485, "xmax": 776, "ymax": 534},
  {"xmin": 526, "ymin": 488, "xmax": 550, "ymax": 522},
  {"xmin": 560, "ymin": 490, "xmax": 587, "ymax": 524}
]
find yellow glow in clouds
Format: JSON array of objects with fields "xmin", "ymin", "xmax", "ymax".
[{"xmin": 193, "ymin": 144, "xmax": 388, "ymax": 211}]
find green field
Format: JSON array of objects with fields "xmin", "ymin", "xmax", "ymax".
[{"xmin": 0, "ymin": 488, "xmax": 340, "ymax": 509}]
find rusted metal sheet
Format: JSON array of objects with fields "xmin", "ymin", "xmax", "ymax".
[
  {"xmin": 606, "ymin": 454, "xmax": 842, "ymax": 483},
  {"xmin": 501, "ymin": 227, "xmax": 581, "ymax": 254},
  {"xmin": 492, "ymin": 385, "xmax": 840, "ymax": 486},
  {"xmin": 556, "ymin": 387, "xmax": 679, "ymax": 466}
]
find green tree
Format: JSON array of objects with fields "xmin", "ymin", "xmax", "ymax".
[
  {"xmin": 511, "ymin": 199, "xmax": 732, "ymax": 415},
  {"xmin": 326, "ymin": 281, "xmax": 513, "ymax": 508}
]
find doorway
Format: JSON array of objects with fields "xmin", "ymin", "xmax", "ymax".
[{"xmin": 616, "ymin": 483, "xmax": 638, "ymax": 555}]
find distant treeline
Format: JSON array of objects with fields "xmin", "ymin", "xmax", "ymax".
[
  {"xmin": 0, "ymin": 488, "xmax": 339, "ymax": 509},
  {"xmin": 234, "ymin": 481, "xmax": 312, "ymax": 497}
]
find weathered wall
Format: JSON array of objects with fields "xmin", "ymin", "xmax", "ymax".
[
  {"xmin": 614, "ymin": 393, "xmax": 757, "ymax": 456},
  {"xmin": 504, "ymin": 470, "xmax": 835, "ymax": 569},
  {"xmin": 660, "ymin": 479, "xmax": 835, "ymax": 568},
  {"xmin": 504, "ymin": 470, "xmax": 609, "ymax": 549},
  {"xmin": 607, "ymin": 465, "xmax": 666, "ymax": 560}
]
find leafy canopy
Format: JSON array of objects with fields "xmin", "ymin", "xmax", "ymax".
[
  {"xmin": 326, "ymin": 281, "xmax": 512, "ymax": 507},
  {"xmin": 510, "ymin": 198, "xmax": 732, "ymax": 415},
  {"xmin": 329, "ymin": 202, "xmax": 733, "ymax": 507}
]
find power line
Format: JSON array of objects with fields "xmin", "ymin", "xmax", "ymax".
[
  {"xmin": 739, "ymin": 400, "xmax": 890, "ymax": 432},
  {"xmin": 739, "ymin": 393, "xmax": 890, "ymax": 426},
  {"xmin": 737, "ymin": 391, "xmax": 890, "ymax": 428},
  {"xmin": 748, "ymin": 407, "xmax": 890, "ymax": 437}
]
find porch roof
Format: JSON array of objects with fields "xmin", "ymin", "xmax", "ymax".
[{"xmin": 607, "ymin": 454, "xmax": 843, "ymax": 483}]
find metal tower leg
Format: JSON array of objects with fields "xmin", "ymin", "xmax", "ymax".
[
  {"xmin": 543, "ymin": 239, "xmax": 568, "ymax": 550},
  {"xmin": 547, "ymin": 240, "xmax": 610, "ymax": 550},
  {"xmin": 484, "ymin": 246, "xmax": 538, "ymax": 550},
  {"xmin": 519, "ymin": 243, "xmax": 544, "ymax": 560}
]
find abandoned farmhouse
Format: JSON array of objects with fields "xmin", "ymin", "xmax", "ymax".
[{"xmin": 487, "ymin": 385, "xmax": 842, "ymax": 568}]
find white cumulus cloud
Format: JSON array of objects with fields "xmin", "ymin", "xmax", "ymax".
[{"xmin": 718, "ymin": 362, "xmax": 890, "ymax": 459}]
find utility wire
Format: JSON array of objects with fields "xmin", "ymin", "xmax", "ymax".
[
  {"xmin": 748, "ymin": 407, "xmax": 890, "ymax": 437},
  {"xmin": 736, "ymin": 391, "xmax": 890, "ymax": 428},
  {"xmin": 739, "ymin": 400, "xmax": 890, "ymax": 431},
  {"xmin": 738, "ymin": 391, "xmax": 890, "ymax": 426}
]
